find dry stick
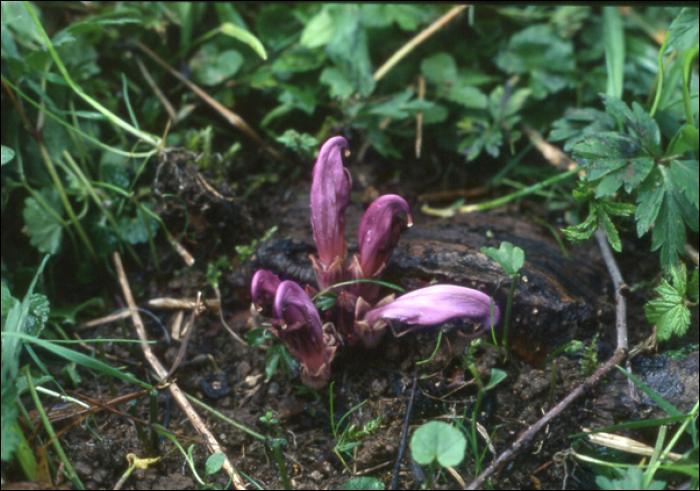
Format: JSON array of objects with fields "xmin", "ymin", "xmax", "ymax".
[
  {"xmin": 465, "ymin": 227, "xmax": 631, "ymax": 490},
  {"xmin": 133, "ymin": 40, "xmax": 287, "ymax": 164},
  {"xmin": 133, "ymin": 54, "xmax": 176, "ymax": 121},
  {"xmin": 594, "ymin": 227, "xmax": 635, "ymax": 400},
  {"xmin": 374, "ymin": 5, "xmax": 468, "ymax": 82},
  {"xmin": 685, "ymin": 243, "xmax": 699, "ymax": 267},
  {"xmin": 390, "ymin": 367, "xmax": 419, "ymax": 490},
  {"xmin": 113, "ymin": 253, "xmax": 246, "ymax": 491}
]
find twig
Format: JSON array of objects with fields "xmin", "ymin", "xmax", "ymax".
[
  {"xmin": 374, "ymin": 6, "xmax": 468, "ymax": 82},
  {"xmin": 465, "ymin": 227, "xmax": 631, "ymax": 490},
  {"xmin": 133, "ymin": 54, "xmax": 177, "ymax": 121},
  {"xmin": 465, "ymin": 350, "xmax": 627, "ymax": 490},
  {"xmin": 416, "ymin": 75, "xmax": 425, "ymax": 159},
  {"xmin": 685, "ymin": 243, "xmax": 699, "ymax": 267},
  {"xmin": 113, "ymin": 253, "xmax": 246, "ymax": 490},
  {"xmin": 390, "ymin": 367, "xmax": 419, "ymax": 490}
]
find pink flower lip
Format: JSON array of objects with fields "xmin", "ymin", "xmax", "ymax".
[{"xmin": 363, "ymin": 285, "xmax": 500, "ymax": 332}]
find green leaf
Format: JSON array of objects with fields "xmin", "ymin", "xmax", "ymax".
[
  {"xmin": 275, "ymin": 130, "xmax": 318, "ymax": 155},
  {"xmin": 447, "ymin": 83, "xmax": 488, "ymax": 109},
  {"xmin": 340, "ymin": 477, "xmax": 385, "ymax": 490},
  {"xmin": 23, "ymin": 188, "xmax": 64, "ymax": 255},
  {"xmin": 595, "ymin": 201, "xmax": 622, "ymax": 252},
  {"xmin": 484, "ymin": 368, "xmax": 507, "ymax": 391},
  {"xmin": 670, "ymin": 160, "xmax": 699, "ymax": 210},
  {"xmin": 650, "ymin": 167, "xmax": 699, "ymax": 270},
  {"xmin": 629, "ymin": 102, "xmax": 661, "ymax": 157},
  {"xmin": 573, "ymin": 132, "xmax": 655, "ymax": 197},
  {"xmin": 300, "ymin": 8, "xmax": 335, "ymax": 49},
  {"xmin": 25, "ymin": 294, "xmax": 49, "ymax": 338},
  {"xmin": 265, "ymin": 346, "xmax": 281, "ymax": 380},
  {"xmin": 220, "ymin": 22, "xmax": 267, "ymax": 60},
  {"xmin": 271, "ymin": 46, "xmax": 325, "ymax": 73},
  {"xmin": 1, "ymin": 282, "xmax": 18, "ymax": 327},
  {"xmin": 1, "ymin": 256, "xmax": 49, "ymax": 462},
  {"xmin": 635, "ymin": 167, "xmax": 664, "ymax": 236},
  {"xmin": 481, "ymin": 242, "xmax": 524, "ymax": 276},
  {"xmin": 245, "ymin": 328, "xmax": 273, "ymax": 348},
  {"xmin": 562, "ymin": 204, "xmax": 598, "ymax": 243},
  {"xmin": 667, "ymin": 7, "xmax": 699, "ymax": 53},
  {"xmin": 320, "ymin": 67, "xmax": 354, "ymax": 98},
  {"xmin": 689, "ymin": 268, "xmax": 699, "ymax": 303},
  {"xmin": 1, "ymin": 146, "xmax": 15, "ymax": 166},
  {"xmin": 596, "ymin": 467, "xmax": 666, "ymax": 491},
  {"xmin": 359, "ymin": 5, "xmax": 430, "ymax": 31},
  {"xmin": 421, "ymin": 52, "xmax": 458, "ymax": 86},
  {"xmin": 118, "ymin": 207, "xmax": 158, "ymax": 245},
  {"xmin": 410, "ymin": 421, "xmax": 466, "ymax": 468},
  {"xmin": 190, "ymin": 44, "xmax": 243, "ymax": 86},
  {"xmin": 204, "ymin": 453, "xmax": 225, "ymax": 478},
  {"xmin": 549, "ymin": 107, "xmax": 615, "ymax": 151},
  {"xmin": 325, "ymin": 5, "xmax": 375, "ymax": 97},
  {"xmin": 666, "ymin": 123, "xmax": 699, "ymax": 156},
  {"xmin": 645, "ymin": 264, "xmax": 691, "ymax": 341},
  {"xmin": 602, "ymin": 7, "xmax": 625, "ymax": 99}
]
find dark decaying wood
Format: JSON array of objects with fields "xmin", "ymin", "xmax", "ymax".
[{"xmin": 253, "ymin": 203, "xmax": 609, "ymax": 364}]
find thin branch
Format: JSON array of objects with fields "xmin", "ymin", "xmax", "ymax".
[
  {"xmin": 113, "ymin": 253, "xmax": 246, "ymax": 490},
  {"xmin": 374, "ymin": 6, "xmax": 468, "ymax": 82},
  {"xmin": 466, "ymin": 350, "xmax": 627, "ymax": 490},
  {"xmin": 466, "ymin": 227, "xmax": 631, "ymax": 489},
  {"xmin": 390, "ymin": 367, "xmax": 419, "ymax": 490}
]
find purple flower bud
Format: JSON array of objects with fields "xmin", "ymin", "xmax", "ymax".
[
  {"xmin": 310, "ymin": 136, "xmax": 352, "ymax": 288},
  {"xmin": 273, "ymin": 281, "xmax": 336, "ymax": 388},
  {"xmin": 359, "ymin": 285, "xmax": 500, "ymax": 346},
  {"xmin": 358, "ymin": 195, "xmax": 412, "ymax": 277},
  {"xmin": 350, "ymin": 195, "xmax": 412, "ymax": 302},
  {"xmin": 251, "ymin": 270, "xmax": 281, "ymax": 317}
]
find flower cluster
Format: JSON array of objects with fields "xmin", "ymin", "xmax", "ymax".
[{"xmin": 252, "ymin": 136, "xmax": 500, "ymax": 388}]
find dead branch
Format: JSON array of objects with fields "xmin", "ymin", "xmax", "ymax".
[{"xmin": 113, "ymin": 253, "xmax": 246, "ymax": 490}]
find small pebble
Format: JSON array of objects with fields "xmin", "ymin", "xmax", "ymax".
[{"xmin": 309, "ymin": 470, "xmax": 323, "ymax": 482}]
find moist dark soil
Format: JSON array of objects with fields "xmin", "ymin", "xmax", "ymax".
[{"xmin": 11, "ymin": 158, "xmax": 698, "ymax": 490}]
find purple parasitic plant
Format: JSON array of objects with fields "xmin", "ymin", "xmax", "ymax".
[{"xmin": 249, "ymin": 136, "xmax": 501, "ymax": 388}]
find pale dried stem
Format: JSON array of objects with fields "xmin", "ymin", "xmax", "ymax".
[
  {"xmin": 113, "ymin": 253, "xmax": 245, "ymax": 490},
  {"xmin": 374, "ymin": 6, "xmax": 468, "ymax": 82}
]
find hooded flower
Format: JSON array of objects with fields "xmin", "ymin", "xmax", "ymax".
[
  {"xmin": 348, "ymin": 195, "xmax": 412, "ymax": 302},
  {"xmin": 251, "ymin": 269, "xmax": 282, "ymax": 317},
  {"xmin": 273, "ymin": 280, "xmax": 337, "ymax": 388},
  {"xmin": 356, "ymin": 285, "xmax": 500, "ymax": 347},
  {"xmin": 310, "ymin": 136, "xmax": 352, "ymax": 289}
]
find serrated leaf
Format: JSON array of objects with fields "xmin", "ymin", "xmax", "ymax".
[
  {"xmin": 320, "ymin": 67, "xmax": 354, "ymax": 98},
  {"xmin": 25, "ymin": 294, "xmax": 49, "ymax": 338},
  {"xmin": 635, "ymin": 167, "xmax": 664, "ymax": 236},
  {"xmin": 689, "ymin": 268, "xmax": 698, "ymax": 302},
  {"xmin": 630, "ymin": 102, "xmax": 661, "ymax": 157},
  {"xmin": 481, "ymin": 242, "xmax": 525, "ymax": 276},
  {"xmin": 645, "ymin": 268, "xmax": 691, "ymax": 342},
  {"xmin": 118, "ymin": 207, "xmax": 158, "ymax": 245},
  {"xmin": 670, "ymin": 160, "xmax": 699, "ymax": 210},
  {"xmin": 573, "ymin": 132, "xmax": 655, "ymax": 197},
  {"xmin": 651, "ymin": 167, "xmax": 699, "ymax": 270},
  {"xmin": 220, "ymin": 22, "xmax": 267, "ymax": 60},
  {"xmin": 600, "ymin": 94, "xmax": 633, "ymax": 124},
  {"xmin": 1, "ymin": 146, "xmax": 15, "ymax": 166},
  {"xmin": 447, "ymin": 83, "xmax": 488, "ymax": 109},
  {"xmin": 667, "ymin": 7, "xmax": 699, "ymax": 53},
  {"xmin": 23, "ymin": 188, "xmax": 64, "ymax": 255},
  {"xmin": 600, "ymin": 201, "xmax": 636, "ymax": 217},
  {"xmin": 595, "ymin": 202, "xmax": 622, "ymax": 252},
  {"xmin": 359, "ymin": 4, "xmax": 430, "ymax": 31},
  {"xmin": 562, "ymin": 205, "xmax": 598, "ymax": 243}
]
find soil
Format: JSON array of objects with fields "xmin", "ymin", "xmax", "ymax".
[{"xmin": 11, "ymin": 157, "xmax": 698, "ymax": 490}]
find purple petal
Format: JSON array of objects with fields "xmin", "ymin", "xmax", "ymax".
[
  {"xmin": 363, "ymin": 285, "xmax": 500, "ymax": 332},
  {"xmin": 273, "ymin": 281, "xmax": 333, "ymax": 387},
  {"xmin": 251, "ymin": 270, "xmax": 281, "ymax": 317},
  {"xmin": 358, "ymin": 195, "xmax": 412, "ymax": 280},
  {"xmin": 310, "ymin": 136, "xmax": 352, "ymax": 267}
]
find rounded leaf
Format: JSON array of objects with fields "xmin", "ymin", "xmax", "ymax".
[{"xmin": 410, "ymin": 421, "xmax": 466, "ymax": 468}]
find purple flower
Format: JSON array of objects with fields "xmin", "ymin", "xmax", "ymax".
[
  {"xmin": 356, "ymin": 285, "xmax": 500, "ymax": 347},
  {"xmin": 310, "ymin": 136, "xmax": 352, "ymax": 289},
  {"xmin": 349, "ymin": 195, "xmax": 412, "ymax": 302},
  {"xmin": 273, "ymin": 281, "xmax": 337, "ymax": 389},
  {"xmin": 251, "ymin": 270, "xmax": 281, "ymax": 317}
]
